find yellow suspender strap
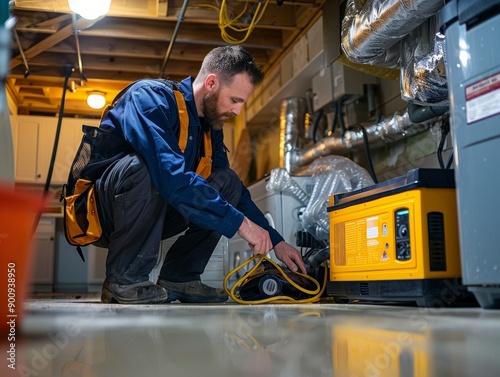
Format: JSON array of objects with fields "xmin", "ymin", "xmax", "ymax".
[
  {"xmin": 174, "ymin": 90, "xmax": 189, "ymax": 152},
  {"xmin": 173, "ymin": 89, "xmax": 212, "ymax": 179},
  {"xmin": 195, "ymin": 131, "xmax": 212, "ymax": 179},
  {"xmin": 203, "ymin": 131, "xmax": 212, "ymax": 157}
]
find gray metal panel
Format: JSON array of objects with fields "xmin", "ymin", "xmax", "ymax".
[{"xmin": 444, "ymin": 9, "xmax": 500, "ymax": 285}]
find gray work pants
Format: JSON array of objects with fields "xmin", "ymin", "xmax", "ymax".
[{"xmin": 94, "ymin": 153, "xmax": 242, "ymax": 285}]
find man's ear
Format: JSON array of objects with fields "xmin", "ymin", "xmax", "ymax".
[{"xmin": 205, "ymin": 74, "xmax": 218, "ymax": 92}]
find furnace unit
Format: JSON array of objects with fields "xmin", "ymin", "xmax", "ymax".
[{"xmin": 440, "ymin": 0, "xmax": 500, "ymax": 308}]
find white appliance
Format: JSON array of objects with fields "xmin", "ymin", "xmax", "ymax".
[
  {"xmin": 224, "ymin": 175, "xmax": 314, "ymax": 285},
  {"xmin": 150, "ymin": 234, "xmax": 228, "ymax": 289}
]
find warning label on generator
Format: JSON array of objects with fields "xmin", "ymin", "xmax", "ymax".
[{"xmin": 466, "ymin": 73, "xmax": 500, "ymax": 124}]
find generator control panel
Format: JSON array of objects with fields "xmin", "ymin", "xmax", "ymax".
[{"xmin": 395, "ymin": 208, "xmax": 411, "ymax": 261}]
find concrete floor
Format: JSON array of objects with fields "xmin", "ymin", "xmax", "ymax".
[{"xmin": 4, "ymin": 293, "xmax": 500, "ymax": 377}]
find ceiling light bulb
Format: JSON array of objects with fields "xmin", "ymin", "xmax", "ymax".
[
  {"xmin": 68, "ymin": 0, "xmax": 111, "ymax": 20},
  {"xmin": 87, "ymin": 93, "xmax": 106, "ymax": 109}
]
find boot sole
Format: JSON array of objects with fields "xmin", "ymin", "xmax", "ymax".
[
  {"xmin": 157, "ymin": 279, "xmax": 228, "ymax": 303},
  {"xmin": 101, "ymin": 286, "xmax": 169, "ymax": 304}
]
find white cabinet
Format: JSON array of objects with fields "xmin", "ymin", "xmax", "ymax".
[
  {"xmin": 31, "ymin": 217, "xmax": 56, "ymax": 292},
  {"xmin": 14, "ymin": 116, "xmax": 99, "ymax": 184},
  {"xmin": 15, "ymin": 118, "xmax": 46, "ymax": 183}
]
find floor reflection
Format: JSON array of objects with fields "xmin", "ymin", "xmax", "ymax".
[{"xmin": 4, "ymin": 296, "xmax": 500, "ymax": 377}]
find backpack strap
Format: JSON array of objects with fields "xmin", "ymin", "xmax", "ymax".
[
  {"xmin": 101, "ymin": 79, "xmax": 181, "ymax": 121},
  {"xmin": 102, "ymin": 79, "xmax": 212, "ymax": 178},
  {"xmin": 100, "ymin": 81, "xmax": 136, "ymax": 121}
]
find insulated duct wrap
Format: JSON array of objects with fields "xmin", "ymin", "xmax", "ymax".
[
  {"xmin": 266, "ymin": 168, "xmax": 310, "ymax": 206},
  {"xmin": 286, "ymin": 109, "xmax": 431, "ymax": 174},
  {"xmin": 280, "ymin": 97, "xmax": 307, "ymax": 173},
  {"xmin": 341, "ymin": 0, "xmax": 445, "ymax": 67},
  {"xmin": 299, "ymin": 156, "xmax": 373, "ymax": 241},
  {"xmin": 400, "ymin": 15, "xmax": 449, "ymax": 106}
]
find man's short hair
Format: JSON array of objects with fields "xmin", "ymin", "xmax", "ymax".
[{"xmin": 200, "ymin": 45, "xmax": 264, "ymax": 86}]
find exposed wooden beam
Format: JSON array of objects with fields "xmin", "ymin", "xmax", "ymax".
[
  {"xmin": 46, "ymin": 38, "xmax": 271, "ymax": 65},
  {"xmin": 10, "ymin": 66, "xmax": 187, "ymax": 83},
  {"xmin": 10, "ymin": 17, "xmax": 101, "ymax": 69},
  {"xmin": 77, "ymin": 17, "xmax": 284, "ymax": 49}
]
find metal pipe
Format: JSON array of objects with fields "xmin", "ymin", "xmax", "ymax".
[
  {"xmin": 280, "ymin": 97, "xmax": 307, "ymax": 172},
  {"xmin": 159, "ymin": 0, "xmax": 189, "ymax": 78},
  {"xmin": 32, "ymin": 64, "xmax": 74, "ymax": 238},
  {"xmin": 72, "ymin": 13, "xmax": 86, "ymax": 85},
  {"xmin": 12, "ymin": 26, "xmax": 30, "ymax": 78},
  {"xmin": 284, "ymin": 108, "xmax": 434, "ymax": 174}
]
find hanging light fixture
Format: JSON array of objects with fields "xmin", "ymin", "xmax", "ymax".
[
  {"xmin": 68, "ymin": 0, "xmax": 111, "ymax": 20},
  {"xmin": 87, "ymin": 92, "xmax": 107, "ymax": 109}
]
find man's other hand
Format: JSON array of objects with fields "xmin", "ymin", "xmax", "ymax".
[{"xmin": 273, "ymin": 241, "xmax": 306, "ymax": 274}]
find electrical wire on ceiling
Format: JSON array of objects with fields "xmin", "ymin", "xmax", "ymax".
[
  {"xmin": 219, "ymin": 0, "xmax": 270, "ymax": 44},
  {"xmin": 198, "ymin": 0, "xmax": 270, "ymax": 44}
]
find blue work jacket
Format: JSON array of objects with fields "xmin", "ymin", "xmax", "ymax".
[{"xmin": 100, "ymin": 77, "xmax": 283, "ymax": 245}]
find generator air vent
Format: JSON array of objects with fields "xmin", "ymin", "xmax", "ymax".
[
  {"xmin": 333, "ymin": 223, "xmax": 346, "ymax": 266},
  {"xmin": 360, "ymin": 282, "xmax": 369, "ymax": 295},
  {"xmin": 428, "ymin": 212, "xmax": 446, "ymax": 271}
]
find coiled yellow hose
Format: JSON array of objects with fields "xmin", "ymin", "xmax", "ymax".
[{"xmin": 223, "ymin": 254, "xmax": 327, "ymax": 304}]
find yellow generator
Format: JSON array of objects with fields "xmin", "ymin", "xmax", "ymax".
[{"xmin": 327, "ymin": 168, "xmax": 476, "ymax": 307}]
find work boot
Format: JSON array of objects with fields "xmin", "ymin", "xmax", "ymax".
[
  {"xmin": 101, "ymin": 280, "xmax": 169, "ymax": 304},
  {"xmin": 157, "ymin": 279, "xmax": 228, "ymax": 303}
]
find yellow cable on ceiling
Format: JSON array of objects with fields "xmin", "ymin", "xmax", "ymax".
[{"xmin": 198, "ymin": 0, "xmax": 270, "ymax": 44}]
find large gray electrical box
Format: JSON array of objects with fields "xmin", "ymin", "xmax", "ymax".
[
  {"xmin": 312, "ymin": 64, "xmax": 335, "ymax": 111},
  {"xmin": 332, "ymin": 61, "xmax": 377, "ymax": 102},
  {"xmin": 441, "ymin": 0, "xmax": 500, "ymax": 308},
  {"xmin": 312, "ymin": 61, "xmax": 377, "ymax": 112}
]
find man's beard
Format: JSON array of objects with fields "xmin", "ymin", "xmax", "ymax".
[{"xmin": 202, "ymin": 91, "xmax": 231, "ymax": 131}]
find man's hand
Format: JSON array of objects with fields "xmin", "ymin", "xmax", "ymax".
[
  {"xmin": 237, "ymin": 218, "xmax": 306, "ymax": 274},
  {"xmin": 273, "ymin": 241, "xmax": 307, "ymax": 274},
  {"xmin": 237, "ymin": 216, "xmax": 273, "ymax": 255}
]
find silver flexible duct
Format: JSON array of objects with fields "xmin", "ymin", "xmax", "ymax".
[
  {"xmin": 280, "ymin": 97, "xmax": 307, "ymax": 173},
  {"xmin": 341, "ymin": 0, "xmax": 445, "ymax": 68},
  {"xmin": 266, "ymin": 168, "xmax": 310, "ymax": 206},
  {"xmin": 284, "ymin": 108, "xmax": 432, "ymax": 174},
  {"xmin": 400, "ymin": 15, "xmax": 449, "ymax": 106}
]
